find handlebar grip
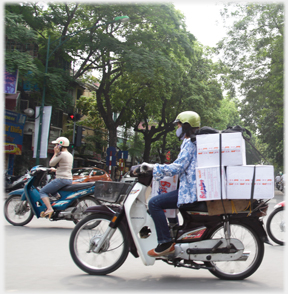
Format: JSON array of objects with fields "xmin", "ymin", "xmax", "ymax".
[{"xmin": 134, "ymin": 166, "xmax": 141, "ymax": 174}]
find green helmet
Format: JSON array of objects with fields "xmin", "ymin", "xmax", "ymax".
[{"xmin": 174, "ymin": 111, "xmax": 201, "ymax": 127}]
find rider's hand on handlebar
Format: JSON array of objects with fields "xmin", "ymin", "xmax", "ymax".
[
  {"xmin": 50, "ymin": 167, "xmax": 56, "ymax": 173},
  {"xmin": 140, "ymin": 162, "xmax": 155, "ymax": 173}
]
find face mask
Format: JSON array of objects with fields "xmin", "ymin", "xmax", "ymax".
[{"xmin": 176, "ymin": 127, "xmax": 185, "ymax": 140}]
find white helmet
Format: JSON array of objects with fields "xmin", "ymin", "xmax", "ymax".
[{"xmin": 51, "ymin": 137, "xmax": 70, "ymax": 147}]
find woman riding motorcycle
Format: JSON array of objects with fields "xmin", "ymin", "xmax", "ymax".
[
  {"xmin": 141, "ymin": 111, "xmax": 200, "ymax": 257},
  {"xmin": 39, "ymin": 137, "xmax": 73, "ymax": 218}
]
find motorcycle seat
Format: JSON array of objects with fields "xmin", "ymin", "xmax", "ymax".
[
  {"xmin": 61, "ymin": 182, "xmax": 95, "ymax": 192},
  {"xmin": 179, "ymin": 201, "xmax": 208, "ymax": 212}
]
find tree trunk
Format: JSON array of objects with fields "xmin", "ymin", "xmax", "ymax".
[
  {"xmin": 108, "ymin": 127, "xmax": 118, "ymax": 148},
  {"xmin": 143, "ymin": 136, "xmax": 152, "ymax": 162}
]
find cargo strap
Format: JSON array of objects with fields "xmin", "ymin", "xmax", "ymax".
[
  {"xmin": 247, "ymin": 166, "xmax": 256, "ymax": 216},
  {"xmin": 231, "ymin": 201, "xmax": 237, "ymax": 214},
  {"xmin": 219, "ymin": 133, "xmax": 227, "ymax": 217}
]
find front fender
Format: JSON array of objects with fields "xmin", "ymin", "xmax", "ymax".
[
  {"xmin": 85, "ymin": 205, "xmax": 139, "ymax": 258},
  {"xmin": 275, "ymin": 201, "xmax": 285, "ymax": 209},
  {"xmin": 8, "ymin": 189, "xmax": 25, "ymax": 199}
]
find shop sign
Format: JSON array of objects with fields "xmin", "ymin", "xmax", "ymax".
[
  {"xmin": 5, "ymin": 110, "xmax": 26, "ymax": 155},
  {"xmin": 5, "ymin": 69, "xmax": 19, "ymax": 94}
]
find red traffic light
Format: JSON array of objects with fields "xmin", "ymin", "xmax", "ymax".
[{"xmin": 68, "ymin": 113, "xmax": 82, "ymax": 121}]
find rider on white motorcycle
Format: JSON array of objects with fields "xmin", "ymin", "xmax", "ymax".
[{"xmin": 140, "ymin": 111, "xmax": 201, "ymax": 257}]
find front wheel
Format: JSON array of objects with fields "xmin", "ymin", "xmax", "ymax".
[
  {"xmin": 69, "ymin": 214, "xmax": 129, "ymax": 275},
  {"xmin": 71, "ymin": 196, "xmax": 100, "ymax": 224},
  {"xmin": 266, "ymin": 207, "xmax": 285, "ymax": 245},
  {"xmin": 206, "ymin": 222, "xmax": 264, "ymax": 280},
  {"xmin": 4, "ymin": 195, "xmax": 34, "ymax": 226}
]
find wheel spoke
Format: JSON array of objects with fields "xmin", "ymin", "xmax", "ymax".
[
  {"xmin": 4, "ymin": 195, "xmax": 33, "ymax": 226},
  {"xmin": 208, "ymin": 223, "xmax": 263, "ymax": 279},
  {"xmin": 267, "ymin": 208, "xmax": 285, "ymax": 245},
  {"xmin": 72, "ymin": 197, "xmax": 99, "ymax": 224},
  {"xmin": 69, "ymin": 214, "xmax": 128, "ymax": 275}
]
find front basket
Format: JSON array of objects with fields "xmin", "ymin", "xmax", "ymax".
[{"xmin": 94, "ymin": 181, "xmax": 134, "ymax": 203}]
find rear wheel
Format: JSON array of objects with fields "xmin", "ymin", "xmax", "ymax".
[
  {"xmin": 266, "ymin": 207, "xmax": 284, "ymax": 245},
  {"xmin": 69, "ymin": 214, "xmax": 129, "ymax": 275},
  {"xmin": 4, "ymin": 195, "xmax": 34, "ymax": 226},
  {"xmin": 71, "ymin": 196, "xmax": 100, "ymax": 224},
  {"xmin": 206, "ymin": 222, "xmax": 264, "ymax": 280}
]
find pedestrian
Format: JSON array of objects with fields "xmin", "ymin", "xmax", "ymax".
[
  {"xmin": 140, "ymin": 111, "xmax": 200, "ymax": 257},
  {"xmin": 39, "ymin": 137, "xmax": 73, "ymax": 218}
]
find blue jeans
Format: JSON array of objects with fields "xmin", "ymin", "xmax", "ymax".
[
  {"xmin": 148, "ymin": 189, "xmax": 178, "ymax": 244},
  {"xmin": 39, "ymin": 178, "xmax": 72, "ymax": 199}
]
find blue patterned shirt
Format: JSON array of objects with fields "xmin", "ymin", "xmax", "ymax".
[{"xmin": 153, "ymin": 138, "xmax": 197, "ymax": 207}]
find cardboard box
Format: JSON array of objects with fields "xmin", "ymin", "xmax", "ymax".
[
  {"xmin": 226, "ymin": 165, "xmax": 274, "ymax": 200},
  {"xmin": 150, "ymin": 175, "xmax": 179, "ymax": 218},
  {"xmin": 196, "ymin": 132, "xmax": 246, "ymax": 167},
  {"xmin": 196, "ymin": 166, "xmax": 226, "ymax": 201}
]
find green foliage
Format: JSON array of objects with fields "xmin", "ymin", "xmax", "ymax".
[
  {"xmin": 121, "ymin": 132, "xmax": 145, "ymax": 164},
  {"xmin": 75, "ymin": 93, "xmax": 108, "ymax": 156},
  {"xmin": 212, "ymin": 97, "xmax": 242, "ymax": 130},
  {"xmin": 5, "ymin": 10, "xmax": 39, "ymax": 77},
  {"xmin": 216, "ymin": 3, "xmax": 284, "ymax": 169},
  {"xmin": 5, "ymin": 4, "xmax": 74, "ymax": 110}
]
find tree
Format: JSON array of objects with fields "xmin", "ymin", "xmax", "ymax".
[
  {"xmin": 216, "ymin": 3, "xmax": 284, "ymax": 169},
  {"xmin": 74, "ymin": 91, "xmax": 108, "ymax": 157},
  {"xmin": 212, "ymin": 97, "xmax": 242, "ymax": 131},
  {"xmin": 5, "ymin": 5, "xmax": 75, "ymax": 110},
  {"xmin": 10, "ymin": 3, "xmax": 198, "ymax": 151},
  {"xmin": 5, "ymin": 10, "xmax": 40, "ymax": 81},
  {"xmin": 120, "ymin": 37, "xmax": 224, "ymax": 162},
  {"xmin": 7, "ymin": 3, "xmax": 225, "ymax": 164}
]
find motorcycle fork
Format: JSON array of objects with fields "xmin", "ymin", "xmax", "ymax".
[{"xmin": 91, "ymin": 207, "xmax": 125, "ymax": 254}]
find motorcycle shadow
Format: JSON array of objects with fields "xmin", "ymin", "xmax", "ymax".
[{"xmin": 63, "ymin": 270, "xmax": 266, "ymax": 292}]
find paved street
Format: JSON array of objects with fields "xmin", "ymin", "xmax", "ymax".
[{"xmin": 3, "ymin": 190, "xmax": 285, "ymax": 293}]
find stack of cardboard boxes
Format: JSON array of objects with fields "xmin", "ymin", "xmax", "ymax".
[{"xmin": 195, "ymin": 132, "xmax": 274, "ymax": 202}]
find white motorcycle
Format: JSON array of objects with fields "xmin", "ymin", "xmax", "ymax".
[{"xmin": 69, "ymin": 165, "xmax": 270, "ymax": 280}]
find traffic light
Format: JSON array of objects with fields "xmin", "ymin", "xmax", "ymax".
[
  {"xmin": 68, "ymin": 113, "xmax": 75, "ymax": 121},
  {"xmin": 68, "ymin": 113, "xmax": 82, "ymax": 122},
  {"xmin": 74, "ymin": 113, "xmax": 82, "ymax": 121},
  {"xmin": 75, "ymin": 126, "xmax": 84, "ymax": 147},
  {"xmin": 70, "ymin": 142, "xmax": 75, "ymax": 149}
]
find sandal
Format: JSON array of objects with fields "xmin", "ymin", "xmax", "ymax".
[{"xmin": 40, "ymin": 210, "xmax": 54, "ymax": 219}]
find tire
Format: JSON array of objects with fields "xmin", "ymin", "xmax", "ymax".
[
  {"xmin": 4, "ymin": 195, "xmax": 34, "ymax": 226},
  {"xmin": 266, "ymin": 207, "xmax": 284, "ymax": 245},
  {"xmin": 205, "ymin": 222, "xmax": 265, "ymax": 280},
  {"xmin": 69, "ymin": 214, "xmax": 129, "ymax": 275},
  {"xmin": 71, "ymin": 196, "xmax": 100, "ymax": 225}
]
